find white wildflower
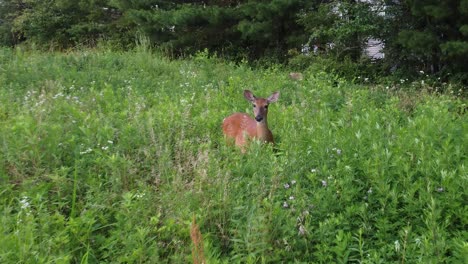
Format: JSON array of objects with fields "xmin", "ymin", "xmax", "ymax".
[
  {"xmin": 415, "ymin": 238, "xmax": 421, "ymax": 247},
  {"xmin": 394, "ymin": 240, "xmax": 400, "ymax": 252},
  {"xmin": 20, "ymin": 196, "xmax": 30, "ymax": 210},
  {"xmin": 321, "ymin": 180, "xmax": 328, "ymax": 187},
  {"xmin": 298, "ymin": 225, "xmax": 306, "ymax": 236},
  {"xmin": 80, "ymin": 148, "xmax": 92, "ymax": 155},
  {"xmin": 331, "ymin": 147, "xmax": 342, "ymax": 155}
]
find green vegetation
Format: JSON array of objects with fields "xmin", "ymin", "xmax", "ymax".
[
  {"xmin": 0, "ymin": 48, "xmax": 467, "ymax": 263},
  {"xmin": 1, "ymin": 1, "xmax": 468, "ymax": 83}
]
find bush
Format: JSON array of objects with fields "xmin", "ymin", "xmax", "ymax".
[{"xmin": 0, "ymin": 48, "xmax": 466, "ymax": 263}]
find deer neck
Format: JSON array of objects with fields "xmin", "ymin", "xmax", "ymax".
[{"xmin": 256, "ymin": 120, "xmax": 271, "ymax": 141}]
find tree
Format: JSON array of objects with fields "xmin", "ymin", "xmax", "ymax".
[
  {"xmin": 111, "ymin": 1, "xmax": 240, "ymax": 55},
  {"xmin": 384, "ymin": 0, "xmax": 468, "ymax": 81},
  {"xmin": 236, "ymin": 0, "xmax": 308, "ymax": 60},
  {"xmin": 3, "ymin": 0, "xmax": 122, "ymax": 48},
  {"xmin": 0, "ymin": 0, "xmax": 26, "ymax": 46},
  {"xmin": 112, "ymin": 0, "xmax": 308, "ymax": 60},
  {"xmin": 298, "ymin": 0, "xmax": 385, "ymax": 60}
]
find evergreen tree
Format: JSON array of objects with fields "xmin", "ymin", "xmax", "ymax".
[
  {"xmin": 385, "ymin": 0, "xmax": 468, "ymax": 80},
  {"xmin": 298, "ymin": 0, "xmax": 385, "ymax": 60},
  {"xmin": 4, "ymin": 0, "xmax": 121, "ymax": 48},
  {"xmin": 0, "ymin": 0, "xmax": 26, "ymax": 46},
  {"xmin": 113, "ymin": 0, "xmax": 308, "ymax": 60},
  {"xmin": 236, "ymin": 0, "xmax": 308, "ymax": 60},
  {"xmin": 112, "ymin": 1, "xmax": 241, "ymax": 55}
]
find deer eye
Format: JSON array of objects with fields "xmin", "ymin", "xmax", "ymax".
[
  {"xmin": 265, "ymin": 105, "xmax": 269, "ymax": 109},
  {"xmin": 253, "ymin": 104, "xmax": 256, "ymax": 108}
]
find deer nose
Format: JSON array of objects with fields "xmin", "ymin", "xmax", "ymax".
[{"xmin": 255, "ymin": 116, "xmax": 263, "ymax": 122}]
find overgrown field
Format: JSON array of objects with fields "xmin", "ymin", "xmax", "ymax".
[{"xmin": 0, "ymin": 48, "xmax": 467, "ymax": 263}]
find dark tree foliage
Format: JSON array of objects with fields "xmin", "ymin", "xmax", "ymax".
[
  {"xmin": 384, "ymin": 0, "xmax": 468, "ymax": 81},
  {"xmin": 298, "ymin": 0, "xmax": 384, "ymax": 60},
  {"xmin": 236, "ymin": 0, "xmax": 307, "ymax": 60},
  {"xmin": 0, "ymin": 0, "xmax": 25, "ymax": 45},
  {"xmin": 112, "ymin": 1, "xmax": 240, "ymax": 55},
  {"xmin": 112, "ymin": 0, "xmax": 307, "ymax": 60},
  {"xmin": 0, "ymin": 0, "xmax": 467, "ymax": 83},
  {"xmin": 298, "ymin": 0, "xmax": 467, "ymax": 82},
  {"xmin": 0, "ymin": 0, "xmax": 123, "ymax": 48}
]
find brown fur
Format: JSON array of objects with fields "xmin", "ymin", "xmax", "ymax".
[{"xmin": 222, "ymin": 90, "xmax": 279, "ymax": 151}]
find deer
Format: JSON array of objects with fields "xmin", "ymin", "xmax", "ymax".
[
  {"xmin": 222, "ymin": 90, "xmax": 280, "ymax": 151},
  {"xmin": 289, "ymin": 72, "xmax": 303, "ymax": 81}
]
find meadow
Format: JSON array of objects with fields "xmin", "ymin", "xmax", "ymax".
[{"xmin": 0, "ymin": 47, "xmax": 466, "ymax": 263}]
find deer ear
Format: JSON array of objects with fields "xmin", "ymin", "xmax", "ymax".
[
  {"xmin": 244, "ymin": 90, "xmax": 256, "ymax": 102},
  {"xmin": 267, "ymin": 91, "xmax": 280, "ymax": 103}
]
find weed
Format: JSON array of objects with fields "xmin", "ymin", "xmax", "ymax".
[{"xmin": 0, "ymin": 47, "xmax": 466, "ymax": 263}]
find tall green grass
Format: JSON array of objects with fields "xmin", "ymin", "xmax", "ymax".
[{"xmin": 0, "ymin": 47, "xmax": 467, "ymax": 263}]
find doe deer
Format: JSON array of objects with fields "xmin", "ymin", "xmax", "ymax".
[{"xmin": 222, "ymin": 90, "xmax": 280, "ymax": 151}]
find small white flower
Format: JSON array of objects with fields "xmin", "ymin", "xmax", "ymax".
[
  {"xmin": 291, "ymin": 180, "xmax": 297, "ymax": 185},
  {"xmin": 311, "ymin": 168, "xmax": 317, "ymax": 173},
  {"xmin": 101, "ymin": 146, "xmax": 109, "ymax": 150},
  {"xmin": 284, "ymin": 183, "xmax": 290, "ymax": 189},
  {"xmin": 53, "ymin": 92, "xmax": 63, "ymax": 99},
  {"xmin": 367, "ymin": 188, "xmax": 373, "ymax": 194},
  {"xmin": 321, "ymin": 180, "xmax": 328, "ymax": 187},
  {"xmin": 107, "ymin": 140, "xmax": 113, "ymax": 144},
  {"xmin": 331, "ymin": 147, "xmax": 342, "ymax": 155},
  {"xmin": 298, "ymin": 225, "xmax": 306, "ymax": 236},
  {"xmin": 20, "ymin": 196, "xmax": 30, "ymax": 210},
  {"xmin": 80, "ymin": 148, "xmax": 92, "ymax": 155},
  {"xmin": 394, "ymin": 240, "xmax": 400, "ymax": 252},
  {"xmin": 135, "ymin": 192, "xmax": 145, "ymax": 199},
  {"xmin": 415, "ymin": 238, "xmax": 421, "ymax": 247},
  {"xmin": 283, "ymin": 201, "xmax": 289, "ymax": 208},
  {"xmin": 289, "ymin": 196, "xmax": 295, "ymax": 200}
]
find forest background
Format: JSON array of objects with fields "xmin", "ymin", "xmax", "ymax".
[
  {"xmin": 1, "ymin": 1, "xmax": 467, "ymax": 263},
  {"xmin": 1, "ymin": 0, "xmax": 468, "ymax": 85}
]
